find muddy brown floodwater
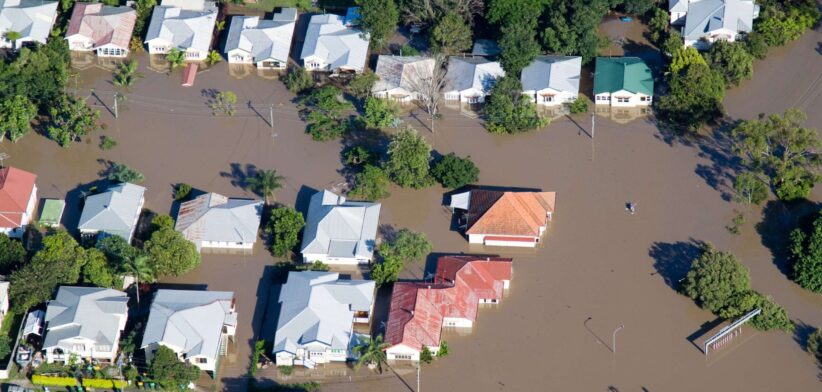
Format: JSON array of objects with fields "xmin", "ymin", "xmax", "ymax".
[{"xmin": 1, "ymin": 26, "xmax": 821, "ymax": 392}]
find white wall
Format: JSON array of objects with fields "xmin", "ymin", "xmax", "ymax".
[
  {"xmin": 303, "ymin": 56, "xmax": 329, "ymax": 71},
  {"xmin": 200, "ymin": 240, "xmax": 254, "ymax": 250},
  {"xmin": 302, "ymin": 253, "xmax": 369, "ymax": 265},
  {"xmin": 468, "ymin": 233, "xmax": 539, "ymax": 247},
  {"xmin": 67, "ymin": 35, "xmax": 94, "ymax": 51},
  {"xmin": 442, "ymin": 317, "xmax": 473, "ymax": 328},
  {"xmin": 524, "ymin": 89, "xmax": 577, "ymax": 106},
  {"xmin": 227, "ymin": 49, "xmax": 252, "ymax": 64},
  {"xmin": 594, "ymin": 91, "xmax": 652, "ymax": 107}
]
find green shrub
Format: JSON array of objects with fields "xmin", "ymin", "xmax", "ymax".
[
  {"xmin": 100, "ymin": 135, "xmax": 117, "ymax": 150},
  {"xmin": 807, "ymin": 328, "xmax": 822, "ymax": 359},
  {"xmin": 82, "ymin": 378, "xmax": 127, "ymax": 389},
  {"xmin": 32, "ymin": 375, "xmax": 78, "ymax": 387},
  {"xmin": 568, "ymin": 96, "xmax": 589, "ymax": 114},
  {"xmin": 174, "ymin": 183, "xmax": 192, "ymax": 201},
  {"xmin": 420, "ymin": 346, "xmax": 433, "ymax": 364},
  {"xmin": 278, "ymin": 365, "xmax": 294, "ymax": 376},
  {"xmin": 431, "ymin": 153, "xmax": 479, "ymax": 189},
  {"xmin": 283, "ymin": 66, "xmax": 313, "ymax": 94}
]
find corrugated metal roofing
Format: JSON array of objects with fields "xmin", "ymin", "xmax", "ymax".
[
  {"xmin": 301, "ymin": 190, "xmax": 380, "ymax": 260},
  {"xmin": 593, "ymin": 57, "xmax": 653, "ymax": 95},
  {"xmin": 66, "ymin": 3, "xmax": 136, "ymax": 50}
]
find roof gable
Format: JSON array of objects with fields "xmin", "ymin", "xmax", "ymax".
[
  {"xmin": 593, "ymin": 57, "xmax": 653, "ymax": 95},
  {"xmin": 175, "ymin": 192, "xmax": 263, "ymax": 244},
  {"xmin": 521, "ymin": 56, "xmax": 582, "ymax": 94},
  {"xmin": 0, "ymin": 166, "xmax": 36, "ymax": 228},
  {"xmin": 301, "ymin": 190, "xmax": 381, "ymax": 260},
  {"xmin": 465, "ymin": 190, "xmax": 556, "ymax": 236},
  {"xmin": 66, "ymin": 3, "xmax": 136, "ymax": 49},
  {"xmin": 43, "ymin": 287, "xmax": 127, "ymax": 349}
]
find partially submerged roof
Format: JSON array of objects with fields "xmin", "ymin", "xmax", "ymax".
[
  {"xmin": 521, "ymin": 56, "xmax": 582, "ymax": 94},
  {"xmin": 77, "ymin": 182, "xmax": 145, "ymax": 240},
  {"xmin": 66, "ymin": 3, "xmax": 136, "ymax": 49},
  {"xmin": 444, "ymin": 57, "xmax": 505, "ymax": 94},
  {"xmin": 683, "ymin": 0, "xmax": 757, "ymax": 40},
  {"xmin": 225, "ymin": 8, "xmax": 297, "ymax": 63},
  {"xmin": 372, "ymin": 55, "xmax": 435, "ymax": 93},
  {"xmin": 593, "ymin": 57, "xmax": 653, "ymax": 96},
  {"xmin": 0, "ymin": 166, "xmax": 36, "ymax": 229},
  {"xmin": 300, "ymin": 13, "xmax": 370, "ymax": 71},
  {"xmin": 273, "ymin": 271, "xmax": 374, "ymax": 354},
  {"xmin": 471, "ymin": 39, "xmax": 500, "ymax": 57},
  {"xmin": 142, "ymin": 290, "xmax": 236, "ymax": 360},
  {"xmin": 464, "ymin": 190, "xmax": 556, "ymax": 237},
  {"xmin": 43, "ymin": 287, "xmax": 128, "ymax": 349},
  {"xmin": 0, "ymin": 0, "xmax": 58, "ymax": 46},
  {"xmin": 145, "ymin": 0, "xmax": 217, "ymax": 52},
  {"xmin": 175, "ymin": 192, "xmax": 262, "ymax": 246},
  {"xmin": 301, "ymin": 190, "xmax": 381, "ymax": 260}
]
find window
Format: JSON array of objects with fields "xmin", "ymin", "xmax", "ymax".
[
  {"xmin": 196, "ymin": 358, "xmax": 208, "ymax": 364},
  {"xmin": 616, "ymin": 97, "xmax": 630, "ymax": 103},
  {"xmin": 640, "ymin": 96, "xmax": 648, "ymax": 102},
  {"xmin": 393, "ymin": 354, "xmax": 413, "ymax": 360}
]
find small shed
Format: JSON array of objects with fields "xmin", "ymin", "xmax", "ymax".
[
  {"xmin": 182, "ymin": 63, "xmax": 198, "ymax": 87},
  {"xmin": 39, "ymin": 199, "xmax": 65, "ymax": 228}
]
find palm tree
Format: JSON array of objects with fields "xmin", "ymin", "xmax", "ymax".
[
  {"xmin": 113, "ymin": 60, "xmax": 143, "ymax": 89},
  {"xmin": 4, "ymin": 30, "xmax": 21, "ymax": 50},
  {"xmin": 122, "ymin": 254, "xmax": 154, "ymax": 305},
  {"xmin": 353, "ymin": 334, "xmax": 390, "ymax": 373},
  {"xmin": 215, "ymin": 20, "xmax": 226, "ymax": 32},
  {"xmin": 245, "ymin": 169, "xmax": 284, "ymax": 204},
  {"xmin": 165, "ymin": 47, "xmax": 186, "ymax": 71},
  {"xmin": 205, "ymin": 50, "xmax": 222, "ymax": 66}
]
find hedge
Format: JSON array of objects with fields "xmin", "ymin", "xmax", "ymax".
[
  {"xmin": 83, "ymin": 378, "xmax": 127, "ymax": 389},
  {"xmin": 32, "ymin": 375, "xmax": 126, "ymax": 389}
]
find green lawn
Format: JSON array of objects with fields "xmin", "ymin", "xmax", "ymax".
[{"xmin": 239, "ymin": 0, "xmax": 355, "ymax": 12}]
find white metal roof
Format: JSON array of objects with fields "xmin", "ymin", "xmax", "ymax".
[
  {"xmin": 683, "ymin": 0, "xmax": 757, "ymax": 40},
  {"xmin": 521, "ymin": 55, "xmax": 581, "ymax": 94},
  {"xmin": 224, "ymin": 8, "xmax": 296, "ymax": 63},
  {"xmin": 43, "ymin": 287, "xmax": 128, "ymax": 350},
  {"xmin": 372, "ymin": 55, "xmax": 435, "ymax": 94},
  {"xmin": 444, "ymin": 57, "xmax": 505, "ymax": 94},
  {"xmin": 175, "ymin": 192, "xmax": 262, "ymax": 246},
  {"xmin": 300, "ymin": 190, "xmax": 381, "ymax": 260},
  {"xmin": 77, "ymin": 182, "xmax": 145, "ymax": 241},
  {"xmin": 0, "ymin": 0, "xmax": 58, "ymax": 46},
  {"xmin": 144, "ymin": 0, "xmax": 217, "ymax": 52},
  {"xmin": 300, "ymin": 13, "xmax": 370, "ymax": 72}
]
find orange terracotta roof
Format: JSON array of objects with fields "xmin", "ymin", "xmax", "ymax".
[
  {"xmin": 466, "ymin": 191, "xmax": 555, "ymax": 236},
  {"xmin": 0, "ymin": 167, "xmax": 36, "ymax": 229}
]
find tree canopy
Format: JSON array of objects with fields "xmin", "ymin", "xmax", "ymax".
[
  {"xmin": 430, "ymin": 12, "xmax": 472, "ymax": 54},
  {"xmin": 385, "ymin": 128, "xmax": 433, "ymax": 189},
  {"xmin": 657, "ymin": 60, "xmax": 725, "ymax": 131},
  {"xmin": 363, "ymin": 97, "xmax": 398, "ymax": 129},
  {"xmin": 0, "ymin": 233, "xmax": 26, "ymax": 274},
  {"xmin": 299, "ymin": 86, "xmax": 353, "ymax": 141},
  {"xmin": 431, "ymin": 153, "xmax": 479, "ymax": 189},
  {"xmin": 144, "ymin": 227, "xmax": 201, "ymax": 279},
  {"xmin": 705, "ymin": 41, "xmax": 754, "ymax": 87},
  {"xmin": 267, "ymin": 206, "xmax": 305, "ymax": 258},
  {"xmin": 0, "ymin": 95, "xmax": 36, "ymax": 142},
  {"xmin": 356, "ymin": 0, "xmax": 399, "ymax": 48},
  {"xmin": 682, "ymin": 243, "xmax": 751, "ymax": 313},
  {"xmin": 349, "ymin": 165, "xmax": 391, "ymax": 201},
  {"xmin": 150, "ymin": 345, "xmax": 201, "ymax": 390},
  {"xmin": 484, "ymin": 76, "xmax": 548, "ymax": 134},
  {"xmin": 789, "ymin": 212, "xmax": 822, "ymax": 293},
  {"xmin": 10, "ymin": 231, "xmax": 86, "ymax": 311}
]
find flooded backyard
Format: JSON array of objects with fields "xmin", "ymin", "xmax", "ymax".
[{"xmin": 2, "ymin": 25, "xmax": 821, "ymax": 392}]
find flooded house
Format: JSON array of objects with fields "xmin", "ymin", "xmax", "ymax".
[
  {"xmin": 593, "ymin": 57, "xmax": 654, "ymax": 107},
  {"xmin": 224, "ymin": 8, "xmax": 297, "ymax": 69},
  {"xmin": 372, "ymin": 55, "xmax": 435, "ymax": 103},
  {"xmin": 77, "ymin": 182, "xmax": 145, "ymax": 243},
  {"xmin": 174, "ymin": 192, "xmax": 263, "ymax": 251},
  {"xmin": 443, "ymin": 57, "xmax": 505, "ymax": 103},
  {"xmin": 300, "ymin": 189, "xmax": 381, "ymax": 265},
  {"xmin": 300, "ymin": 13, "xmax": 370, "ymax": 74},
  {"xmin": 141, "ymin": 290, "xmax": 238, "ymax": 375},
  {"xmin": 0, "ymin": 0, "xmax": 58, "ymax": 49},
  {"xmin": 0, "ymin": 166, "xmax": 37, "ymax": 238},
  {"xmin": 521, "ymin": 55, "xmax": 582, "ymax": 106},
  {"xmin": 272, "ymin": 271, "xmax": 375, "ymax": 368},
  {"xmin": 144, "ymin": 0, "xmax": 217, "ymax": 61},
  {"xmin": 384, "ymin": 256, "xmax": 513, "ymax": 361},
  {"xmin": 65, "ymin": 3, "xmax": 136, "ymax": 58},
  {"xmin": 450, "ymin": 189, "xmax": 556, "ymax": 248},
  {"xmin": 671, "ymin": 0, "xmax": 759, "ymax": 49},
  {"xmin": 42, "ymin": 286, "xmax": 129, "ymax": 364}
]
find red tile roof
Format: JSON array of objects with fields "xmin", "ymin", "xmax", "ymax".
[
  {"xmin": 0, "ymin": 167, "xmax": 36, "ymax": 228},
  {"xmin": 384, "ymin": 256, "xmax": 513, "ymax": 352},
  {"xmin": 466, "ymin": 190, "xmax": 556, "ymax": 237},
  {"xmin": 66, "ymin": 3, "xmax": 137, "ymax": 50}
]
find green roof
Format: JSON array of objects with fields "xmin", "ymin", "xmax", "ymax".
[
  {"xmin": 40, "ymin": 199, "xmax": 65, "ymax": 227},
  {"xmin": 593, "ymin": 57, "xmax": 653, "ymax": 96}
]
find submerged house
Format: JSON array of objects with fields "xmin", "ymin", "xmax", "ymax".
[
  {"xmin": 450, "ymin": 189, "xmax": 556, "ymax": 248},
  {"xmin": 65, "ymin": 3, "xmax": 136, "ymax": 57},
  {"xmin": 300, "ymin": 13, "xmax": 369, "ymax": 73},
  {"xmin": 384, "ymin": 255, "xmax": 513, "ymax": 361},
  {"xmin": 42, "ymin": 287, "xmax": 129, "ymax": 364},
  {"xmin": 593, "ymin": 57, "xmax": 653, "ymax": 107},
  {"xmin": 273, "ymin": 271, "xmax": 375, "ymax": 368},
  {"xmin": 144, "ymin": 0, "xmax": 217, "ymax": 61},
  {"xmin": 443, "ymin": 57, "xmax": 505, "ymax": 103},
  {"xmin": 372, "ymin": 55, "xmax": 435, "ymax": 103},
  {"xmin": 521, "ymin": 56, "xmax": 581, "ymax": 106},
  {"xmin": 0, "ymin": 166, "xmax": 37, "ymax": 239},
  {"xmin": 0, "ymin": 0, "xmax": 58, "ymax": 49},
  {"xmin": 77, "ymin": 182, "xmax": 145, "ymax": 243},
  {"xmin": 225, "ymin": 8, "xmax": 297, "ymax": 69},
  {"xmin": 175, "ymin": 192, "xmax": 263, "ymax": 251},
  {"xmin": 300, "ymin": 189, "xmax": 381, "ymax": 265},
  {"xmin": 141, "ymin": 290, "xmax": 238, "ymax": 375},
  {"xmin": 677, "ymin": 0, "xmax": 759, "ymax": 49}
]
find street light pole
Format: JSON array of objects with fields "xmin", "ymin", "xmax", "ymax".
[{"xmin": 613, "ymin": 325, "xmax": 624, "ymax": 354}]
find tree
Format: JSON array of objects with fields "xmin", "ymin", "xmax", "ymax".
[
  {"xmin": 486, "ymin": 0, "xmax": 546, "ymax": 26},
  {"xmin": 150, "ymin": 214, "xmax": 175, "ymax": 232},
  {"xmin": 420, "ymin": 346, "xmax": 434, "ymax": 363},
  {"xmin": 733, "ymin": 171, "xmax": 769, "ymax": 205},
  {"xmin": 657, "ymin": 62, "xmax": 725, "ymax": 131},
  {"xmin": 97, "ymin": 235, "xmax": 140, "ymax": 266},
  {"xmin": 205, "ymin": 50, "xmax": 222, "ymax": 66},
  {"xmin": 174, "ymin": 183, "xmax": 192, "ymax": 201},
  {"xmin": 429, "ymin": 12, "xmax": 472, "ymax": 54},
  {"xmin": 134, "ymin": 0, "xmax": 157, "ymax": 35},
  {"xmin": 541, "ymin": 0, "xmax": 610, "ymax": 63},
  {"xmin": 731, "ymin": 109, "xmax": 821, "ymax": 201},
  {"xmin": 100, "ymin": 135, "xmax": 117, "ymax": 150},
  {"xmin": 432, "ymin": 153, "xmax": 479, "ymax": 189},
  {"xmin": 808, "ymin": 328, "xmax": 822, "ymax": 360},
  {"xmin": 669, "ymin": 46, "xmax": 706, "ymax": 75},
  {"xmin": 353, "ymin": 334, "xmax": 389, "ymax": 373},
  {"xmin": 150, "ymin": 345, "xmax": 201, "ymax": 390},
  {"xmin": 113, "ymin": 60, "xmax": 143, "ymax": 89},
  {"xmin": 568, "ymin": 96, "xmax": 589, "ymax": 114},
  {"xmin": 4, "ymin": 30, "xmax": 22, "ymax": 50},
  {"xmin": 81, "ymin": 248, "xmax": 121, "ymax": 288},
  {"xmin": 682, "ymin": 243, "xmax": 751, "ymax": 313},
  {"xmin": 385, "ymin": 128, "xmax": 433, "ymax": 188},
  {"xmin": 741, "ymin": 32, "xmax": 768, "ymax": 59},
  {"xmin": 165, "ymin": 48, "xmax": 185, "ymax": 71},
  {"xmin": 349, "ymin": 165, "xmax": 391, "ymax": 200},
  {"xmin": 122, "ymin": 254, "xmax": 154, "ymax": 304},
  {"xmin": 484, "ymin": 76, "xmax": 548, "ymax": 134},
  {"xmin": 299, "ymin": 86, "xmax": 353, "ymax": 141},
  {"xmin": 498, "ymin": 20, "xmax": 541, "ymax": 76},
  {"xmin": 371, "ymin": 254, "xmax": 404, "ymax": 286},
  {"xmin": 647, "ymin": 7, "xmax": 669, "ymax": 44},
  {"xmin": 379, "ymin": 229, "xmax": 432, "ymax": 263},
  {"xmin": 10, "ymin": 231, "xmax": 86, "ymax": 312},
  {"xmin": 661, "ymin": 30, "xmax": 683, "ymax": 57},
  {"xmin": 266, "ymin": 206, "xmax": 305, "ymax": 258},
  {"xmin": 245, "ymin": 169, "xmax": 284, "ymax": 204},
  {"xmin": 407, "ymin": 54, "xmax": 447, "ymax": 133},
  {"xmin": 107, "ymin": 162, "xmax": 145, "ymax": 183},
  {"xmin": 755, "ymin": 2, "xmax": 819, "ymax": 47},
  {"xmin": 705, "ymin": 41, "xmax": 753, "ymax": 87},
  {"xmin": 719, "ymin": 290, "xmax": 794, "ymax": 332},
  {"xmin": 0, "ymin": 233, "xmax": 25, "ymax": 274},
  {"xmin": 209, "ymin": 91, "xmax": 237, "ymax": 116},
  {"xmin": 283, "ymin": 66, "xmax": 313, "ymax": 94},
  {"xmin": 620, "ymin": 0, "xmax": 656, "ymax": 15},
  {"xmin": 0, "ymin": 95, "xmax": 36, "ymax": 142},
  {"xmin": 47, "ymin": 94, "xmax": 99, "ymax": 147},
  {"xmin": 348, "ymin": 71, "xmax": 379, "ymax": 100},
  {"xmin": 344, "ymin": 145, "xmax": 375, "ymax": 167},
  {"xmin": 356, "ymin": 0, "xmax": 399, "ymax": 49},
  {"xmin": 0, "ymin": 336, "xmax": 11, "ymax": 360},
  {"xmin": 400, "ymin": 0, "xmax": 483, "ymax": 28},
  {"xmin": 437, "ymin": 340, "xmax": 449, "ymax": 357},
  {"xmin": 363, "ymin": 97, "xmax": 398, "ymax": 128},
  {"xmin": 144, "ymin": 227, "xmax": 201, "ymax": 279},
  {"xmin": 789, "ymin": 212, "xmax": 822, "ymax": 293}
]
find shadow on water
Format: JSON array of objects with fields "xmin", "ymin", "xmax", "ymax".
[
  {"xmin": 686, "ymin": 317, "xmax": 724, "ymax": 353},
  {"xmin": 220, "ymin": 163, "xmax": 259, "ymax": 193},
  {"xmin": 793, "ymin": 319, "xmax": 817, "ymax": 352},
  {"xmin": 63, "ymin": 178, "xmax": 113, "ymax": 237},
  {"xmin": 648, "ymin": 239, "xmax": 705, "ymax": 290},
  {"xmin": 756, "ymin": 199, "xmax": 822, "ymax": 278}
]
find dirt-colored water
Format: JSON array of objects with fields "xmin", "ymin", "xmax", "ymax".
[{"xmin": 2, "ymin": 26, "xmax": 821, "ymax": 392}]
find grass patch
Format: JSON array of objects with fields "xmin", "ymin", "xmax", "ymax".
[{"xmin": 239, "ymin": 0, "xmax": 353, "ymax": 12}]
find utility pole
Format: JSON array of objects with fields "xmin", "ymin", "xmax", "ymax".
[
  {"xmin": 113, "ymin": 93, "xmax": 119, "ymax": 119},
  {"xmin": 613, "ymin": 325, "xmax": 624, "ymax": 354},
  {"xmin": 591, "ymin": 114, "xmax": 595, "ymax": 161},
  {"xmin": 269, "ymin": 104, "xmax": 274, "ymax": 129}
]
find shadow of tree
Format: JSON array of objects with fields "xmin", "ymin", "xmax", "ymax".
[
  {"xmin": 648, "ymin": 239, "xmax": 705, "ymax": 290},
  {"xmin": 756, "ymin": 199, "xmax": 822, "ymax": 278},
  {"xmin": 793, "ymin": 319, "xmax": 817, "ymax": 352},
  {"xmin": 220, "ymin": 162, "xmax": 259, "ymax": 193}
]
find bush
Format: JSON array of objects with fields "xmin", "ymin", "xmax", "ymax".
[
  {"xmin": 348, "ymin": 71, "xmax": 379, "ymax": 100},
  {"xmin": 100, "ymin": 135, "xmax": 117, "ymax": 150},
  {"xmin": 266, "ymin": 206, "xmax": 305, "ymax": 258},
  {"xmin": 82, "ymin": 378, "xmax": 127, "ymax": 389},
  {"xmin": 0, "ymin": 233, "xmax": 26, "ymax": 274},
  {"xmin": 568, "ymin": 96, "xmax": 589, "ymax": 114},
  {"xmin": 344, "ymin": 145, "xmax": 375, "ymax": 167},
  {"xmin": 363, "ymin": 97, "xmax": 398, "ymax": 128},
  {"xmin": 808, "ymin": 328, "xmax": 822, "ymax": 359},
  {"xmin": 437, "ymin": 340, "xmax": 449, "ymax": 357},
  {"xmin": 349, "ymin": 165, "xmax": 391, "ymax": 201},
  {"xmin": 0, "ymin": 335, "xmax": 11, "ymax": 360},
  {"xmin": 32, "ymin": 375, "xmax": 78, "ymax": 387},
  {"xmin": 174, "ymin": 183, "xmax": 192, "ymax": 201},
  {"xmin": 283, "ymin": 66, "xmax": 313, "ymax": 94},
  {"xmin": 397, "ymin": 43, "xmax": 420, "ymax": 56},
  {"xmin": 420, "ymin": 346, "xmax": 433, "ymax": 363},
  {"xmin": 431, "ymin": 153, "xmax": 479, "ymax": 189},
  {"xmin": 107, "ymin": 162, "xmax": 144, "ymax": 183},
  {"xmin": 789, "ymin": 212, "xmax": 822, "ymax": 293},
  {"xmin": 741, "ymin": 32, "xmax": 768, "ymax": 59},
  {"xmin": 278, "ymin": 365, "xmax": 294, "ymax": 376}
]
